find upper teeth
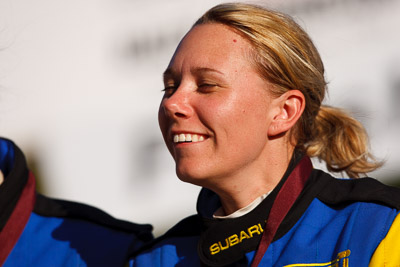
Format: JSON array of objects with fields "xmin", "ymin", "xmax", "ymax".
[{"xmin": 173, "ymin": 133, "xmax": 205, "ymax": 143}]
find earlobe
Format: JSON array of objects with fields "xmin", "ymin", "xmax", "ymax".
[{"xmin": 267, "ymin": 90, "xmax": 305, "ymax": 137}]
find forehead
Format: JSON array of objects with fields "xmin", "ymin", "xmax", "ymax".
[{"xmin": 167, "ymin": 23, "xmax": 252, "ymax": 73}]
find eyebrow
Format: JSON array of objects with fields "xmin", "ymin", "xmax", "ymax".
[
  {"xmin": 192, "ymin": 67, "xmax": 224, "ymax": 76},
  {"xmin": 163, "ymin": 67, "xmax": 224, "ymax": 80}
]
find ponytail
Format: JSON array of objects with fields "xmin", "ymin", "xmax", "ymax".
[{"xmin": 305, "ymin": 105, "xmax": 383, "ymax": 178}]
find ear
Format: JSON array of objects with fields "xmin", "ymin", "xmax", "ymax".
[{"xmin": 267, "ymin": 90, "xmax": 305, "ymax": 137}]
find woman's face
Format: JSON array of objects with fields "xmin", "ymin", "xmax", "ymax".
[{"xmin": 159, "ymin": 23, "xmax": 279, "ymax": 186}]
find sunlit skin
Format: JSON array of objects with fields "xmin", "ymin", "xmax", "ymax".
[{"xmin": 158, "ymin": 23, "xmax": 305, "ymax": 215}]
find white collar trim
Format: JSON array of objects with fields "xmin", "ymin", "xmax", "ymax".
[{"xmin": 213, "ymin": 191, "xmax": 271, "ymax": 219}]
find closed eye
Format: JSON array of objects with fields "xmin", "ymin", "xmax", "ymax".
[
  {"xmin": 197, "ymin": 83, "xmax": 218, "ymax": 93},
  {"xmin": 162, "ymin": 86, "xmax": 177, "ymax": 97},
  {"xmin": 199, "ymin": 84, "xmax": 216, "ymax": 88}
]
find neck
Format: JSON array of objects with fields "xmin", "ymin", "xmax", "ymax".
[{"xmin": 209, "ymin": 144, "xmax": 295, "ymax": 216}]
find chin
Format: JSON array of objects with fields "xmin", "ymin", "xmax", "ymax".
[{"xmin": 175, "ymin": 168, "xmax": 210, "ymax": 187}]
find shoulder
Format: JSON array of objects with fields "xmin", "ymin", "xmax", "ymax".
[
  {"xmin": 273, "ymin": 169, "xmax": 400, "ymax": 242},
  {"xmin": 8, "ymin": 195, "xmax": 153, "ymax": 267},
  {"xmin": 301, "ymin": 169, "xmax": 400, "ymax": 243},
  {"xmin": 34, "ymin": 194, "xmax": 153, "ymax": 241},
  {"xmin": 129, "ymin": 215, "xmax": 201, "ymax": 267},
  {"xmin": 312, "ymin": 169, "xmax": 400, "ymax": 209}
]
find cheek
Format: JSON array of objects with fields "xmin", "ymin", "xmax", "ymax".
[
  {"xmin": 222, "ymin": 96, "xmax": 269, "ymax": 125},
  {"xmin": 198, "ymin": 97, "xmax": 266, "ymax": 151},
  {"xmin": 200, "ymin": 94, "xmax": 239, "ymax": 119},
  {"xmin": 224, "ymin": 97, "xmax": 271, "ymax": 141}
]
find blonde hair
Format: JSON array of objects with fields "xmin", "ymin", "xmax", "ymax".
[{"xmin": 194, "ymin": 3, "xmax": 382, "ymax": 178}]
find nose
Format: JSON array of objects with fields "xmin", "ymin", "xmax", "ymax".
[{"xmin": 160, "ymin": 87, "xmax": 193, "ymax": 119}]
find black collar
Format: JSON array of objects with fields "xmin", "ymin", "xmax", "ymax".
[{"xmin": 196, "ymin": 151, "xmax": 308, "ymax": 266}]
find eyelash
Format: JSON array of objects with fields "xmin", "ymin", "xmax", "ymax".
[
  {"xmin": 197, "ymin": 83, "xmax": 218, "ymax": 94},
  {"xmin": 199, "ymin": 83, "xmax": 215, "ymax": 88},
  {"xmin": 161, "ymin": 86, "xmax": 177, "ymax": 96},
  {"xmin": 161, "ymin": 83, "xmax": 217, "ymax": 96},
  {"xmin": 162, "ymin": 86, "xmax": 176, "ymax": 91}
]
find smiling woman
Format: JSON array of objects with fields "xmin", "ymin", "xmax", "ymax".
[{"xmin": 130, "ymin": 2, "xmax": 400, "ymax": 267}]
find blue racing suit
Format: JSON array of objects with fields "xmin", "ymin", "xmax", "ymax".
[
  {"xmin": 130, "ymin": 153, "xmax": 400, "ymax": 266},
  {"xmin": 0, "ymin": 137, "xmax": 153, "ymax": 266}
]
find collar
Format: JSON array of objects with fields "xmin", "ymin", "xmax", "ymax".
[
  {"xmin": 213, "ymin": 191, "xmax": 270, "ymax": 219},
  {"xmin": 196, "ymin": 151, "xmax": 310, "ymax": 266}
]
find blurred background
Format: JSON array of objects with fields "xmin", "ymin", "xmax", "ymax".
[{"xmin": 0, "ymin": 0, "xmax": 399, "ymax": 236}]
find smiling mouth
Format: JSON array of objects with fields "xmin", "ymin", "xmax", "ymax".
[{"xmin": 173, "ymin": 133, "xmax": 206, "ymax": 143}]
